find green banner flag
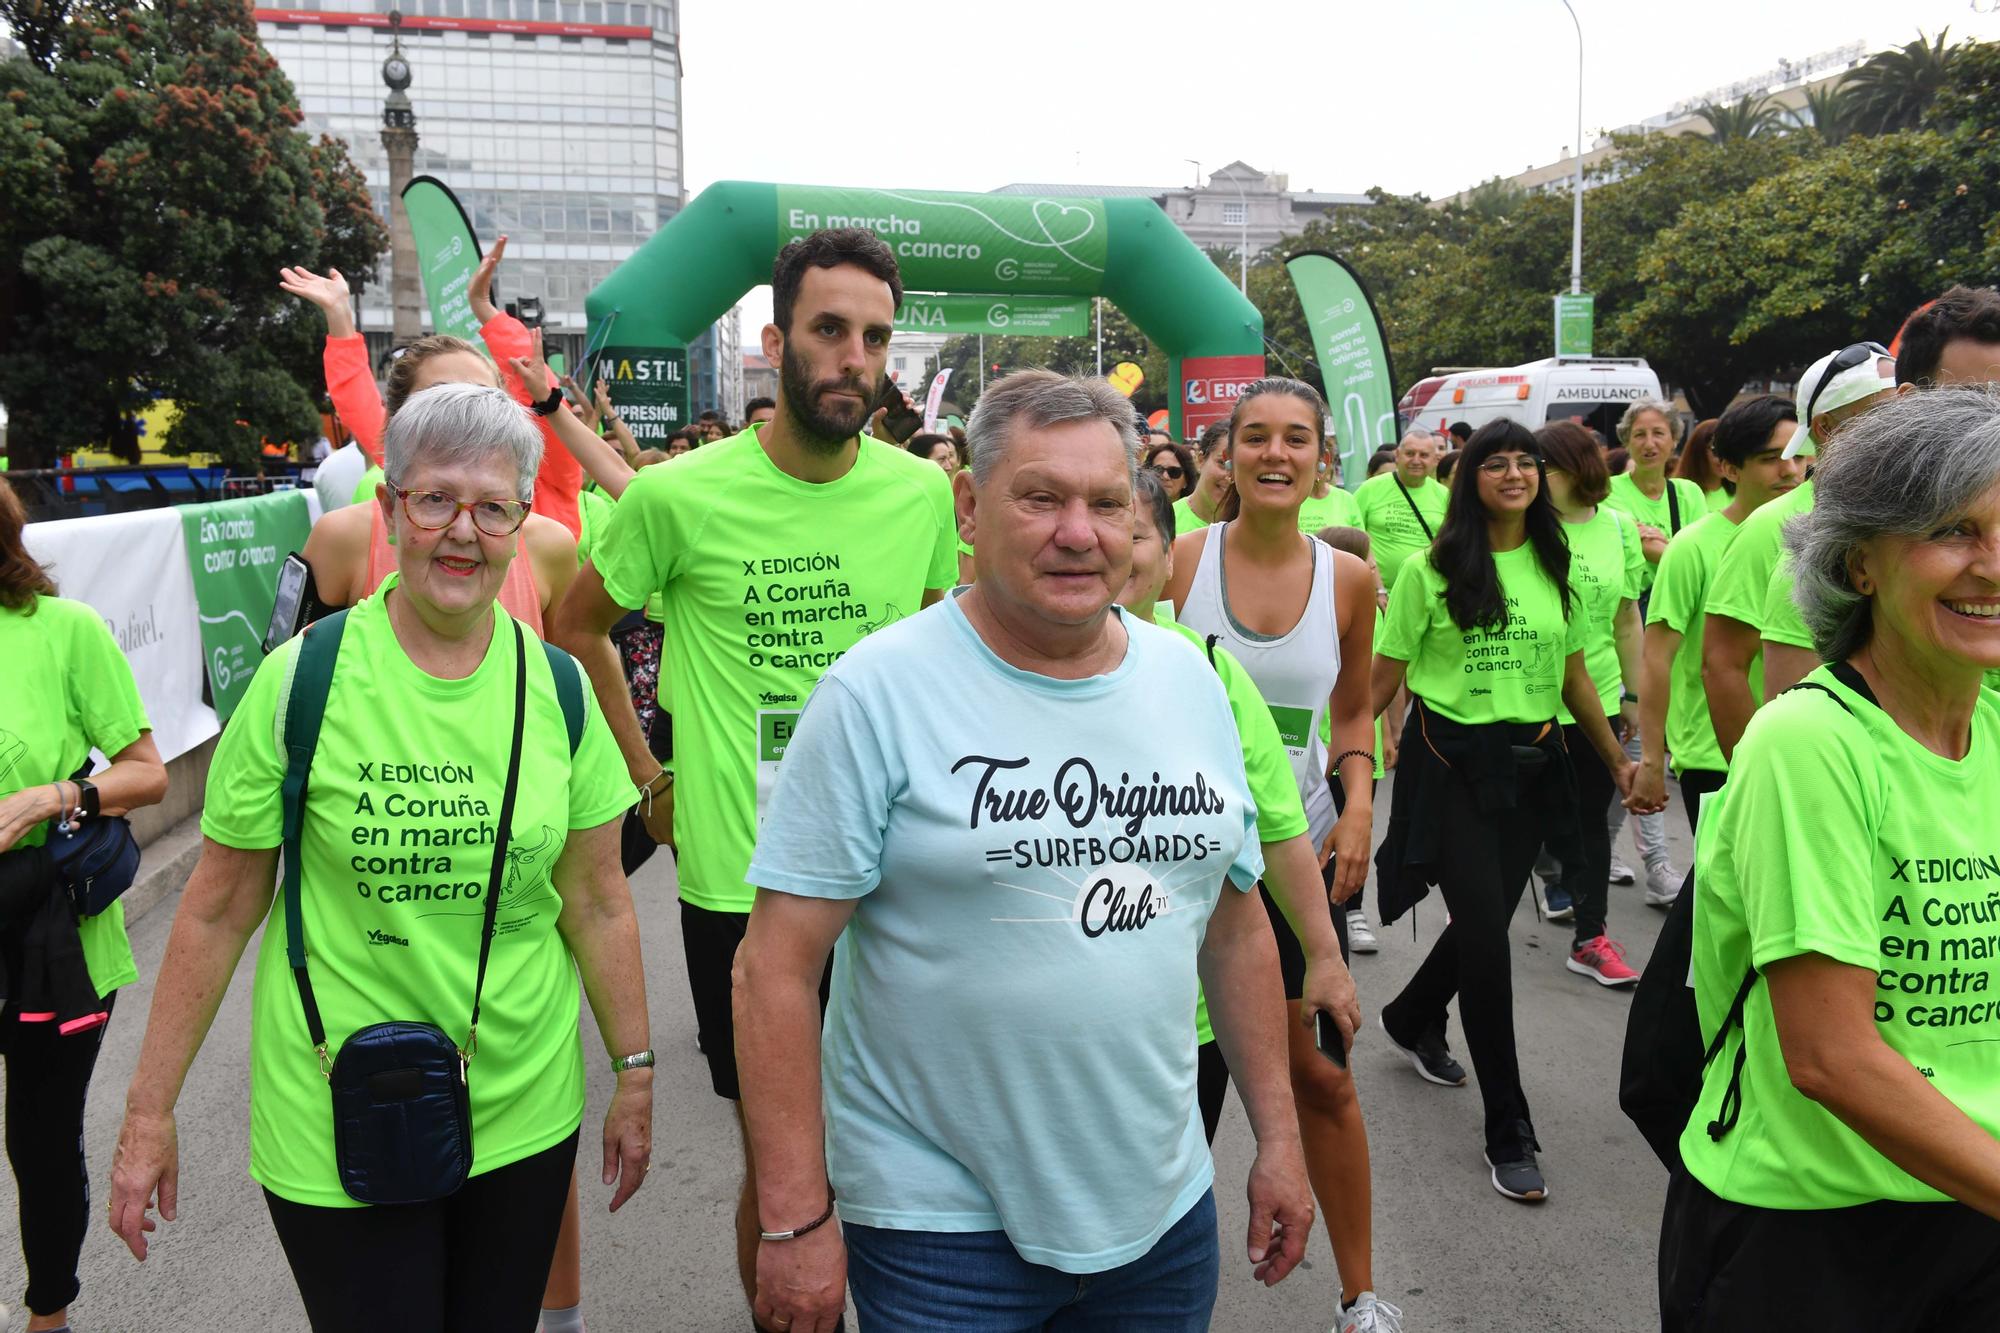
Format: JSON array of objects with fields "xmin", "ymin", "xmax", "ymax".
[
  {"xmin": 777, "ymin": 187, "xmax": 1107, "ymax": 295},
  {"xmin": 1285, "ymin": 252, "xmax": 1399, "ymax": 486},
  {"xmin": 1555, "ymin": 293, "xmax": 1595, "ymax": 357},
  {"xmin": 401, "ymin": 176, "xmax": 483, "ymax": 342},
  {"xmin": 895, "ymin": 293, "xmax": 1090, "ymax": 337},
  {"xmin": 180, "ymin": 490, "xmax": 313, "ymax": 721},
  {"xmin": 598, "ymin": 345, "xmax": 689, "ymax": 443}
]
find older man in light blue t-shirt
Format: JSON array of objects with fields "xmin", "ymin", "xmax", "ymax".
[{"xmin": 735, "ymin": 370, "xmax": 1314, "ymax": 1333}]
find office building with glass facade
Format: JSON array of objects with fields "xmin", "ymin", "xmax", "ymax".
[{"xmin": 256, "ymin": 1, "xmax": 742, "ymax": 415}]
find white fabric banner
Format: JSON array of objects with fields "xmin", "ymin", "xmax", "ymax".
[{"xmin": 24, "ymin": 508, "xmax": 219, "ymax": 762}]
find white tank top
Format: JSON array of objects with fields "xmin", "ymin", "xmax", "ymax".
[{"xmin": 1178, "ymin": 521, "xmax": 1343, "ymax": 845}]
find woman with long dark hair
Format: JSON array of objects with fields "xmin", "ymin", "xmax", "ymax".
[
  {"xmin": 1372, "ymin": 419, "xmax": 1653, "ymax": 1202},
  {"xmin": 1674, "ymin": 418, "xmax": 1729, "ymax": 513}
]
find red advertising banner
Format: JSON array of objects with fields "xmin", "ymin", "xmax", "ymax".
[
  {"xmin": 253, "ymin": 9, "xmax": 652, "ymax": 39},
  {"xmin": 1178, "ymin": 353, "xmax": 1266, "ymax": 440}
]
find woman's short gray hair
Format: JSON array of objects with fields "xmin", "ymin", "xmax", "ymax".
[
  {"xmin": 383, "ymin": 381, "xmax": 544, "ymax": 502},
  {"xmin": 1786, "ymin": 385, "xmax": 2000, "ymax": 662},
  {"xmin": 1615, "ymin": 399, "xmax": 1680, "ymax": 447},
  {"xmin": 967, "ymin": 370, "xmax": 1140, "ymax": 485}
]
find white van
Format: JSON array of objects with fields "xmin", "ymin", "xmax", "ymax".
[{"xmin": 1398, "ymin": 356, "xmax": 1665, "ymax": 442}]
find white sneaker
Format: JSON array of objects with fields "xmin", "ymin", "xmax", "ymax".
[
  {"xmin": 1337, "ymin": 1290, "xmax": 1405, "ymax": 1333},
  {"xmin": 1608, "ymin": 860, "xmax": 1637, "ymax": 885},
  {"xmin": 1645, "ymin": 862, "xmax": 1682, "ymax": 907},
  {"xmin": 1347, "ymin": 909, "xmax": 1379, "ymax": 954}
]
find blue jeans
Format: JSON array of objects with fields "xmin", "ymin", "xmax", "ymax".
[{"xmin": 843, "ymin": 1189, "xmax": 1219, "ymax": 1332}]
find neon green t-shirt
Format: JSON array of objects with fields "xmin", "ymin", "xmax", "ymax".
[
  {"xmin": 1645, "ymin": 511, "xmax": 1746, "ymax": 774},
  {"xmin": 1171, "ymin": 496, "xmax": 1212, "ymax": 536},
  {"xmin": 1704, "ymin": 486, "xmax": 1731, "ymax": 514},
  {"xmin": 1707, "ymin": 481, "xmax": 1813, "ymax": 634},
  {"xmin": 1158, "ymin": 617, "xmax": 1310, "ymax": 1047},
  {"xmin": 1558, "ymin": 506, "xmax": 1644, "ymax": 724},
  {"xmin": 1354, "ymin": 472, "xmax": 1449, "ymax": 593},
  {"xmin": 593, "ymin": 428, "xmax": 957, "ymax": 913},
  {"xmin": 1379, "ymin": 545, "xmax": 1585, "ymax": 725},
  {"xmin": 1318, "ymin": 606, "xmax": 1387, "ymax": 780},
  {"xmin": 1603, "ymin": 473, "xmax": 1707, "ymax": 592},
  {"xmin": 1296, "ymin": 486, "xmax": 1361, "ymax": 536},
  {"xmin": 576, "ymin": 487, "xmax": 616, "ymax": 568},
  {"xmin": 1760, "ymin": 551, "xmax": 1814, "ymax": 651},
  {"xmin": 1684, "ymin": 672, "xmax": 2000, "ymax": 1208},
  {"xmin": 0, "ymin": 596, "xmax": 149, "ymax": 995},
  {"xmin": 200, "ymin": 582, "xmax": 635, "ymax": 1206},
  {"xmin": 352, "ymin": 464, "xmax": 385, "ymax": 508}
]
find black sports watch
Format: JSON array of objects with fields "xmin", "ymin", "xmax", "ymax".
[{"xmin": 74, "ymin": 776, "xmax": 100, "ymax": 819}]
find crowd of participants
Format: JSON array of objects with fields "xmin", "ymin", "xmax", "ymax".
[{"xmin": 0, "ymin": 221, "xmax": 1997, "ymax": 1332}]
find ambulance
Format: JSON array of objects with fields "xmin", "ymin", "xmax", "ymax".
[{"xmin": 1398, "ymin": 356, "xmax": 1665, "ymax": 442}]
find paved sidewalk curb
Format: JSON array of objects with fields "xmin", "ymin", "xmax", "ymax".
[{"xmin": 125, "ymin": 812, "xmax": 203, "ymax": 928}]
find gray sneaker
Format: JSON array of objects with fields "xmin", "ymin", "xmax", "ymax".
[
  {"xmin": 1346, "ymin": 909, "xmax": 1380, "ymax": 954},
  {"xmin": 1608, "ymin": 860, "xmax": 1637, "ymax": 885},
  {"xmin": 1485, "ymin": 1125, "xmax": 1548, "ymax": 1202},
  {"xmin": 1337, "ymin": 1290, "xmax": 1406, "ymax": 1333},
  {"xmin": 1645, "ymin": 862, "xmax": 1683, "ymax": 907}
]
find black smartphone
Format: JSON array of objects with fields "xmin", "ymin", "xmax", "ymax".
[
  {"xmin": 1313, "ymin": 1009, "xmax": 1349, "ymax": 1069},
  {"xmin": 872, "ymin": 376, "xmax": 925, "ymax": 443},
  {"xmin": 264, "ymin": 553, "xmax": 320, "ymax": 654}
]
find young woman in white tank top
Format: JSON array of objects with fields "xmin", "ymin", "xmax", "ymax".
[{"xmin": 1163, "ymin": 379, "xmax": 1393, "ymax": 1331}]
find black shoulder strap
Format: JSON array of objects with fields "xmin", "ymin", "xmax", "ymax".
[
  {"xmin": 1395, "ymin": 475, "xmax": 1436, "ymax": 540},
  {"xmin": 281, "ymin": 613, "xmax": 527, "ymax": 1071},
  {"xmin": 1666, "ymin": 481, "xmax": 1683, "ymax": 534},
  {"xmin": 1204, "ymin": 633, "xmax": 1221, "ymax": 670},
  {"xmin": 1705, "ymin": 662, "xmax": 1878, "ymax": 1142}
]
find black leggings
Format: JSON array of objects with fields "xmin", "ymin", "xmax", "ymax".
[
  {"xmin": 265, "ymin": 1128, "xmax": 580, "ymax": 1333},
  {"xmin": 1561, "ymin": 723, "xmax": 1615, "ymax": 946},
  {"xmin": 1679, "ymin": 768, "xmax": 1727, "ymax": 839},
  {"xmin": 3, "ymin": 991, "xmax": 115, "ymax": 1316},
  {"xmin": 1382, "ymin": 763, "xmax": 1548, "ymax": 1153}
]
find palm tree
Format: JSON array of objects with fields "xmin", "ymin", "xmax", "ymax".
[
  {"xmin": 1790, "ymin": 79, "xmax": 1857, "ymax": 146},
  {"xmin": 1846, "ymin": 29, "xmax": 1957, "ymax": 135},
  {"xmin": 1695, "ymin": 93, "xmax": 1787, "ymax": 144}
]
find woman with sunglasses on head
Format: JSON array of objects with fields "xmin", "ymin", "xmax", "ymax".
[
  {"xmin": 1172, "ymin": 424, "xmax": 1236, "ymax": 534},
  {"xmin": 108, "ymin": 385, "xmax": 653, "ymax": 1333},
  {"xmin": 1166, "ymin": 378, "xmax": 1393, "ymax": 1333},
  {"xmin": 1372, "ymin": 420, "xmax": 1652, "ymax": 1203}
]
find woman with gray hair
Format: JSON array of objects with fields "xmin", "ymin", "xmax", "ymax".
[
  {"xmin": 107, "ymin": 383, "xmax": 655, "ymax": 1332},
  {"xmin": 1660, "ymin": 386, "xmax": 2000, "ymax": 1329}
]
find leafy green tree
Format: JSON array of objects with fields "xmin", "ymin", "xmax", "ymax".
[
  {"xmin": 1922, "ymin": 36, "xmax": 2000, "ymax": 134},
  {"xmin": 1847, "ymin": 29, "xmax": 1957, "ymax": 135},
  {"xmin": 1620, "ymin": 128, "xmax": 1998, "ymax": 412},
  {"xmin": 0, "ymin": 0, "xmax": 385, "ymax": 469},
  {"xmin": 1791, "ymin": 80, "xmax": 1858, "ymax": 146},
  {"xmin": 1695, "ymin": 93, "xmax": 1789, "ymax": 144}
]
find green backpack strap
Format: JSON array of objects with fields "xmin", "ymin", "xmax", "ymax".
[
  {"xmin": 279, "ymin": 607, "xmax": 348, "ymax": 1063},
  {"xmin": 540, "ymin": 639, "xmax": 585, "ymax": 756}
]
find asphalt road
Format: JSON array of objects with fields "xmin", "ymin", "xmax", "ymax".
[{"xmin": 0, "ymin": 787, "xmax": 1691, "ymax": 1331}]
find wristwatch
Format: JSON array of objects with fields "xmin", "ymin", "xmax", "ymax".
[
  {"xmin": 74, "ymin": 777, "xmax": 100, "ymax": 819},
  {"xmin": 532, "ymin": 384, "xmax": 565, "ymax": 417},
  {"xmin": 612, "ymin": 1049, "xmax": 656, "ymax": 1074}
]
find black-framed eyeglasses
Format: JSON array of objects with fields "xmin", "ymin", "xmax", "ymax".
[
  {"xmin": 1150, "ymin": 464, "xmax": 1185, "ymax": 480},
  {"xmin": 393, "ymin": 486, "xmax": 531, "ymax": 537},
  {"xmin": 1803, "ymin": 341, "xmax": 1892, "ymax": 424}
]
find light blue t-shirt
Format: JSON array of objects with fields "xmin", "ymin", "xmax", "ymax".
[{"xmin": 746, "ymin": 595, "xmax": 1263, "ymax": 1273}]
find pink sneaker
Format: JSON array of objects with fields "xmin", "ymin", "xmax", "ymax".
[{"xmin": 1567, "ymin": 935, "xmax": 1639, "ymax": 986}]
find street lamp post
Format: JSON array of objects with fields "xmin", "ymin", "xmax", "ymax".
[
  {"xmin": 1561, "ymin": 0, "xmax": 1584, "ymax": 296},
  {"xmin": 1228, "ymin": 172, "xmax": 1248, "ymax": 295}
]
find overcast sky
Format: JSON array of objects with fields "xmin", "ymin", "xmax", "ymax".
[{"xmin": 683, "ymin": 0, "xmax": 1997, "ymax": 335}]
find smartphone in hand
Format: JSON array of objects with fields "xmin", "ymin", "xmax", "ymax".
[
  {"xmin": 872, "ymin": 376, "xmax": 925, "ymax": 443},
  {"xmin": 1314, "ymin": 1009, "xmax": 1349, "ymax": 1069}
]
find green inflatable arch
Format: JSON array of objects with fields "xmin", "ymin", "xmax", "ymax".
[{"xmin": 585, "ymin": 182, "xmax": 1265, "ymax": 442}]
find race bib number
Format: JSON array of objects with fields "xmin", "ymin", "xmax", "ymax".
[
  {"xmin": 1267, "ymin": 704, "xmax": 1313, "ymax": 759},
  {"xmin": 754, "ymin": 709, "xmax": 800, "ymax": 825}
]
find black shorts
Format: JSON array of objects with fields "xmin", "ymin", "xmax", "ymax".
[
  {"xmin": 1259, "ymin": 877, "xmax": 1349, "ymax": 1002},
  {"xmin": 680, "ymin": 900, "xmax": 831, "ymax": 1101},
  {"xmin": 1659, "ymin": 1167, "xmax": 2000, "ymax": 1332}
]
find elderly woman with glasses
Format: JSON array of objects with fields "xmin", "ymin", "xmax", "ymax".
[
  {"xmin": 108, "ymin": 384, "xmax": 653, "ymax": 1333},
  {"xmin": 1660, "ymin": 386, "xmax": 2000, "ymax": 1331}
]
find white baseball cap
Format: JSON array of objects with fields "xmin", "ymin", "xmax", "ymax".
[{"xmin": 1785, "ymin": 342, "xmax": 1897, "ymax": 459}]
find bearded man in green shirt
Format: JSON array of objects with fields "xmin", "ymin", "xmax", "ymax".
[{"xmin": 550, "ymin": 229, "xmax": 958, "ymax": 1331}]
